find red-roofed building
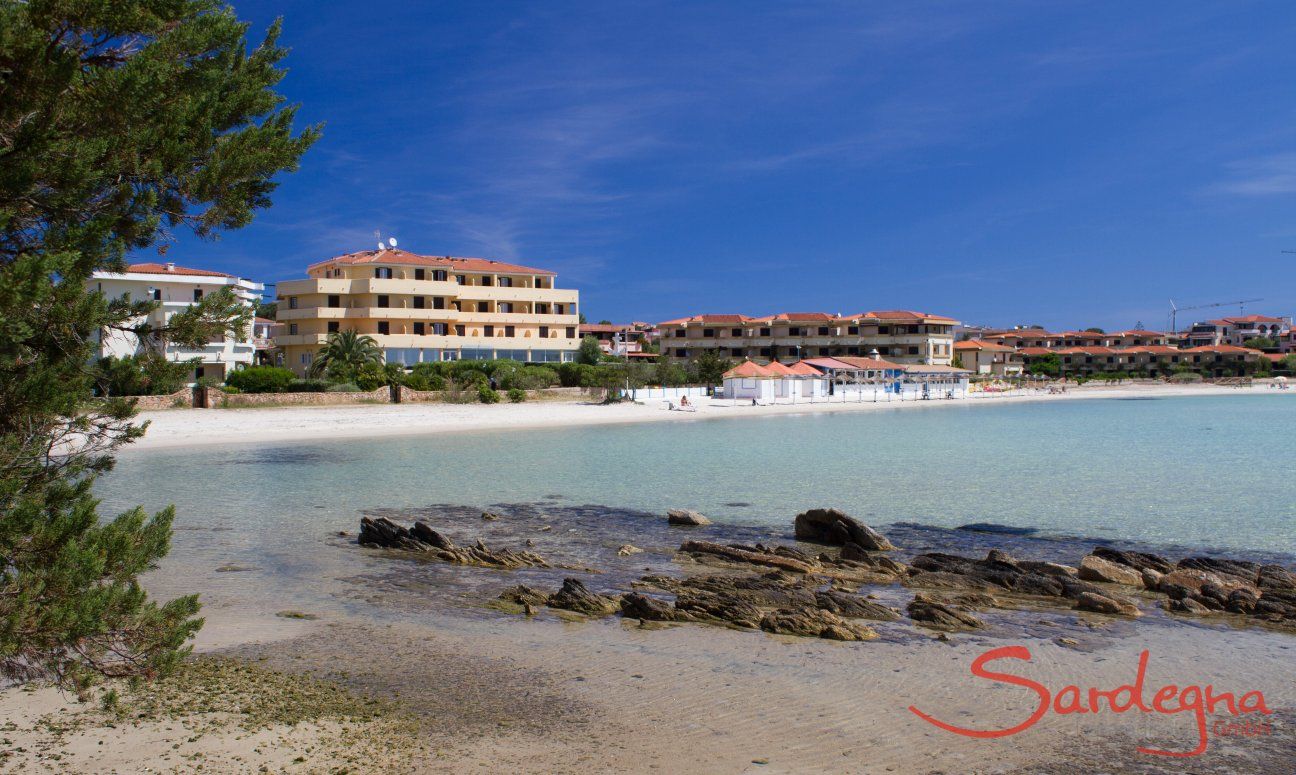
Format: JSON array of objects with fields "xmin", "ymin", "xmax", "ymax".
[
  {"xmin": 276, "ymin": 247, "xmax": 581, "ymax": 374},
  {"xmin": 90, "ymin": 262, "xmax": 264, "ymax": 382},
  {"xmin": 954, "ymin": 340, "xmax": 1024, "ymax": 377},
  {"xmin": 656, "ymin": 308, "xmax": 959, "ymax": 366}
]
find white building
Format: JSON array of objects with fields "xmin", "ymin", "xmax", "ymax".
[{"xmin": 89, "ymin": 262, "xmax": 263, "ymax": 382}]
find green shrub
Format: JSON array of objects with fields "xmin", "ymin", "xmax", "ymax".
[
  {"xmin": 354, "ymin": 362, "xmax": 389, "ymax": 391},
  {"xmin": 225, "ymin": 365, "xmax": 296, "ymax": 393},
  {"xmin": 287, "ymin": 379, "xmax": 329, "ymax": 392},
  {"xmin": 507, "ymin": 387, "xmax": 526, "ymax": 403},
  {"xmin": 326, "ymin": 383, "xmax": 360, "ymax": 392},
  {"xmin": 91, "ymin": 354, "xmax": 192, "ymax": 396},
  {"xmin": 221, "ymin": 386, "xmax": 241, "ymax": 394},
  {"xmin": 556, "ymin": 362, "xmax": 592, "ymax": 387},
  {"xmin": 477, "ymin": 385, "xmax": 501, "ymax": 404}
]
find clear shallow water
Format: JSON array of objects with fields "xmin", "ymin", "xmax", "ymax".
[{"xmin": 101, "ymin": 394, "xmax": 1296, "ymax": 558}]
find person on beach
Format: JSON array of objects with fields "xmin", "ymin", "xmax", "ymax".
[{"xmin": 679, "ymin": 395, "xmax": 691, "ymax": 408}]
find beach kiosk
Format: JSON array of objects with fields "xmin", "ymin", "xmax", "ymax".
[{"xmin": 722, "ymin": 360, "xmax": 776, "ymax": 402}]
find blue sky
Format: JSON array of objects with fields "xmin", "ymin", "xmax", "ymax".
[{"xmin": 161, "ymin": 1, "xmax": 1296, "ymax": 330}]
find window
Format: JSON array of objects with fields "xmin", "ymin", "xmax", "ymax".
[
  {"xmin": 484, "ymin": 325, "xmax": 495, "ymax": 337},
  {"xmin": 788, "ymin": 327, "xmax": 803, "ymax": 337},
  {"xmin": 565, "ymin": 326, "xmax": 576, "ymax": 338},
  {"xmin": 499, "ymin": 277, "xmax": 512, "ymax": 288},
  {"xmin": 818, "ymin": 327, "xmax": 829, "ymax": 336},
  {"xmin": 908, "ymin": 346, "xmax": 919, "ymax": 355},
  {"xmin": 193, "ymin": 288, "xmax": 203, "ymax": 301},
  {"xmin": 327, "ymin": 321, "xmax": 339, "ymax": 333},
  {"xmin": 731, "ymin": 348, "xmax": 742, "ymax": 357},
  {"xmin": 413, "ymin": 296, "xmax": 426, "ymax": 309},
  {"xmin": 477, "ymin": 302, "xmax": 489, "ymax": 312},
  {"xmin": 433, "ymin": 297, "xmax": 445, "ymax": 310},
  {"xmin": 414, "ymin": 322, "xmax": 425, "ymax": 335},
  {"xmin": 432, "ymin": 323, "xmax": 447, "ymax": 336},
  {"xmin": 328, "ymin": 294, "xmax": 340, "ymax": 307},
  {"xmin": 152, "ymin": 288, "xmax": 162, "ymax": 301},
  {"xmin": 760, "ymin": 327, "xmax": 771, "ymax": 337},
  {"xmin": 878, "ymin": 326, "xmax": 890, "ymax": 335},
  {"xmin": 554, "ymin": 304, "xmax": 564, "ymax": 315},
  {"xmin": 289, "ymin": 297, "xmax": 298, "ymax": 309},
  {"xmin": 455, "ymin": 275, "xmax": 466, "ymax": 285},
  {"xmin": 377, "ymin": 321, "xmax": 389, "ymax": 335},
  {"xmin": 374, "ymin": 267, "xmax": 393, "ymax": 279},
  {"xmin": 377, "ymin": 295, "xmax": 389, "ymax": 308},
  {"xmin": 415, "ymin": 268, "xmax": 425, "ymax": 281},
  {"xmin": 504, "ymin": 326, "xmax": 515, "ymax": 337},
  {"xmin": 289, "ymin": 323, "xmax": 298, "ymax": 335},
  {"xmin": 300, "ymin": 353, "xmax": 311, "ymax": 365},
  {"xmin": 432, "ymin": 270, "xmax": 448, "ymax": 282},
  {"xmin": 731, "ymin": 328, "xmax": 742, "ymax": 337},
  {"xmin": 536, "ymin": 303, "xmax": 549, "ymax": 314},
  {"xmin": 760, "ymin": 347, "xmax": 771, "ymax": 357},
  {"xmin": 499, "ymin": 302, "xmax": 513, "ymax": 313},
  {"xmin": 848, "ymin": 326, "xmax": 859, "ymax": 335},
  {"xmin": 539, "ymin": 326, "xmax": 549, "ymax": 337},
  {"xmin": 480, "ymin": 275, "xmax": 493, "ymax": 286},
  {"xmin": 703, "ymin": 328, "xmax": 716, "ymax": 337},
  {"xmin": 675, "ymin": 348, "xmax": 687, "ymax": 358},
  {"xmin": 455, "ymin": 325, "xmax": 465, "ymax": 336}
]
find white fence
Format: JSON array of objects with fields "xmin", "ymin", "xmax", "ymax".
[
  {"xmin": 718, "ymin": 379, "xmax": 969, "ymax": 404},
  {"xmin": 628, "ymin": 385, "xmax": 711, "ymax": 402}
]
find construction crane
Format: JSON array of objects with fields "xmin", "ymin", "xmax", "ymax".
[{"xmin": 1168, "ymin": 298, "xmax": 1263, "ymax": 334}]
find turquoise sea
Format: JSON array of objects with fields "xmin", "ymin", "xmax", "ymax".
[{"xmin": 103, "ymin": 394, "xmax": 1295, "ymax": 558}]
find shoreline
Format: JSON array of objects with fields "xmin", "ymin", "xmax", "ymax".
[{"xmin": 125, "ymin": 382, "xmax": 1284, "ymax": 451}]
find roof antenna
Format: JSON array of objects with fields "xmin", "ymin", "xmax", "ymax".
[{"xmin": 374, "ymin": 229, "xmax": 383, "ymax": 252}]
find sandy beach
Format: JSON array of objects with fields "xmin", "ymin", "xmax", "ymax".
[
  {"xmin": 128, "ymin": 382, "xmax": 1280, "ymax": 450},
  {"xmin": 5, "ymin": 384, "xmax": 1293, "ymax": 774}
]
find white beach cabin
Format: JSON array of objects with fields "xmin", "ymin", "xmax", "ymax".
[{"xmin": 722, "ymin": 360, "xmax": 777, "ymax": 402}]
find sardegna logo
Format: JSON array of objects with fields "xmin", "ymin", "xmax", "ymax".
[{"xmin": 909, "ymin": 646, "xmax": 1273, "ymax": 757}]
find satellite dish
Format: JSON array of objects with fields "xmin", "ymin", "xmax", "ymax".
[
  {"xmin": 388, "ymin": 237, "xmax": 398, "ymax": 248},
  {"xmin": 377, "ymin": 242, "xmax": 384, "ymax": 251}
]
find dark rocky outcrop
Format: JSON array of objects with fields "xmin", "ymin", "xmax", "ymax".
[
  {"xmin": 497, "ymin": 585, "xmax": 549, "ymax": 607},
  {"xmin": 814, "ymin": 590, "xmax": 902, "ymax": 621},
  {"xmin": 793, "ymin": 508, "xmax": 895, "ymax": 551},
  {"xmin": 759, "ymin": 608, "xmax": 878, "ymax": 641},
  {"xmin": 679, "ymin": 540, "xmax": 817, "ymax": 574},
  {"xmin": 907, "ymin": 596, "xmax": 984, "ymax": 630},
  {"xmin": 1090, "ymin": 547, "xmax": 1173, "ymax": 574},
  {"xmin": 546, "ymin": 579, "xmax": 621, "ymax": 616},
  {"xmin": 667, "ymin": 509, "xmax": 711, "ymax": 526},
  {"xmin": 1078, "ymin": 555, "xmax": 1144, "ymax": 586},
  {"xmin": 1074, "ymin": 591, "xmax": 1141, "ymax": 617},
  {"xmin": 359, "ymin": 517, "xmax": 549, "ymax": 568},
  {"xmin": 620, "ymin": 592, "xmax": 690, "ymax": 622}
]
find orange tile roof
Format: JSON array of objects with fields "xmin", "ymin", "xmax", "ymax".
[
  {"xmin": 852, "ymin": 310, "xmax": 959, "ymax": 323},
  {"xmin": 659, "ymin": 314, "xmax": 750, "ymax": 326},
  {"xmin": 829, "ymin": 356, "xmax": 904, "ymax": 370},
  {"xmin": 126, "ymin": 262, "xmax": 236, "ymax": 278},
  {"xmin": 310, "ymin": 248, "xmax": 556, "ymax": 276},
  {"xmin": 1183, "ymin": 345, "xmax": 1263, "ymax": 354},
  {"xmin": 762, "ymin": 360, "xmax": 798, "ymax": 375},
  {"xmin": 954, "ymin": 339, "xmax": 1015, "ymax": 352},
  {"xmin": 1222, "ymin": 315, "xmax": 1286, "ymax": 324},
  {"xmin": 751, "ymin": 312, "xmax": 841, "ymax": 323},
  {"xmin": 723, "ymin": 360, "xmax": 774, "ymax": 378},
  {"xmin": 1017, "ymin": 347, "xmax": 1054, "ymax": 356},
  {"xmin": 786, "ymin": 361, "xmax": 825, "ymax": 376}
]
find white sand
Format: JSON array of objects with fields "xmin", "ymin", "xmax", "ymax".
[{"xmin": 128, "ymin": 382, "xmax": 1281, "ymax": 450}]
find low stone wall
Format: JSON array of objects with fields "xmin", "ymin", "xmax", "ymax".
[
  {"xmin": 204, "ymin": 386, "xmax": 392, "ymax": 408},
  {"xmin": 398, "ymin": 385, "xmax": 586, "ymax": 403},
  {"xmin": 132, "ymin": 389, "xmax": 193, "ymax": 410}
]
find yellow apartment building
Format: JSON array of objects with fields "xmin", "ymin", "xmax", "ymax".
[
  {"xmin": 657, "ymin": 310, "xmax": 958, "ymax": 365},
  {"xmin": 274, "ymin": 248, "xmax": 580, "ymax": 374}
]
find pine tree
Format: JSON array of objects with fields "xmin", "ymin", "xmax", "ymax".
[{"xmin": 0, "ymin": 0, "xmax": 318, "ymax": 692}]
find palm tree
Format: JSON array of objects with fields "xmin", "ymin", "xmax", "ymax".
[{"xmin": 308, "ymin": 330, "xmax": 383, "ymax": 379}]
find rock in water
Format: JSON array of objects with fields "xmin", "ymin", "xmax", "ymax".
[
  {"xmin": 906, "ymin": 596, "xmax": 984, "ymax": 630},
  {"xmin": 759, "ymin": 608, "xmax": 878, "ymax": 641},
  {"xmin": 814, "ymin": 590, "xmax": 902, "ymax": 621},
  {"xmin": 481, "ymin": 510, "xmax": 502, "ymax": 521},
  {"xmin": 357, "ymin": 517, "xmax": 548, "ymax": 569},
  {"xmin": 1074, "ymin": 591, "xmax": 1142, "ymax": 618},
  {"xmin": 497, "ymin": 585, "xmax": 549, "ymax": 607},
  {"xmin": 620, "ymin": 593, "xmax": 690, "ymax": 622},
  {"xmin": 617, "ymin": 544, "xmax": 644, "ymax": 557},
  {"xmin": 793, "ymin": 508, "xmax": 895, "ymax": 551},
  {"xmin": 667, "ymin": 509, "xmax": 712, "ymax": 526},
  {"xmin": 546, "ymin": 579, "xmax": 621, "ymax": 616},
  {"xmin": 1078, "ymin": 555, "xmax": 1145, "ymax": 586},
  {"xmin": 1090, "ymin": 547, "xmax": 1173, "ymax": 574},
  {"xmin": 678, "ymin": 540, "xmax": 818, "ymax": 574}
]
